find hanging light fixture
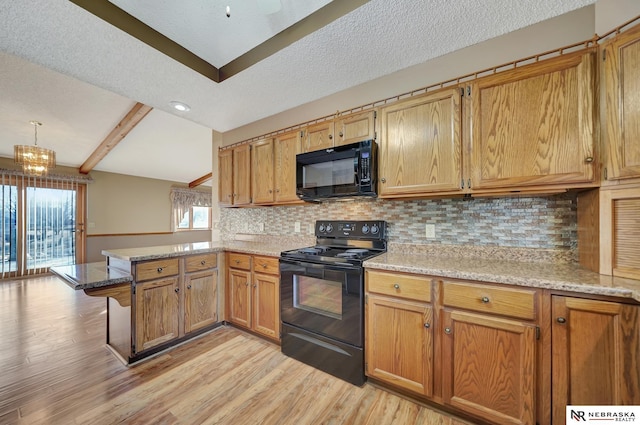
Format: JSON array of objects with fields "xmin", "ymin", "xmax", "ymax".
[{"xmin": 14, "ymin": 121, "xmax": 56, "ymax": 176}]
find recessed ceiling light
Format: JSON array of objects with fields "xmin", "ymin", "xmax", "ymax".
[{"xmin": 170, "ymin": 101, "xmax": 191, "ymax": 112}]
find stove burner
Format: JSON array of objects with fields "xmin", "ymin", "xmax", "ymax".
[
  {"xmin": 336, "ymin": 249, "xmax": 370, "ymax": 258},
  {"xmin": 297, "ymin": 246, "xmax": 330, "ymax": 255}
]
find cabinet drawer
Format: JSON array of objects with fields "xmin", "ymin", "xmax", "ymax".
[
  {"xmin": 442, "ymin": 281, "xmax": 536, "ymax": 320},
  {"xmin": 253, "ymin": 256, "xmax": 279, "ymax": 275},
  {"xmin": 136, "ymin": 258, "xmax": 179, "ymax": 282},
  {"xmin": 366, "ymin": 270, "xmax": 431, "ymax": 302},
  {"xmin": 185, "ymin": 253, "xmax": 218, "ymax": 272},
  {"xmin": 228, "ymin": 253, "xmax": 251, "ymax": 270}
]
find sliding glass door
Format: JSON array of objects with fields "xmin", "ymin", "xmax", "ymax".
[{"xmin": 1, "ymin": 173, "xmax": 86, "ymax": 278}]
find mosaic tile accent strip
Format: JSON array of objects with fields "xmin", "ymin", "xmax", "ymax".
[{"xmin": 220, "ymin": 193, "xmax": 578, "ymax": 253}]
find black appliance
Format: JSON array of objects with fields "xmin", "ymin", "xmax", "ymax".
[
  {"xmin": 296, "ymin": 140, "xmax": 377, "ymax": 202},
  {"xmin": 280, "ymin": 220, "xmax": 387, "ymax": 386}
]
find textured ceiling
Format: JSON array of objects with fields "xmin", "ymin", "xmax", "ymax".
[{"xmin": 0, "ymin": 0, "xmax": 597, "ymax": 184}]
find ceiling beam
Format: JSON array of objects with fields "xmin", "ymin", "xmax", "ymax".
[
  {"xmin": 79, "ymin": 102, "xmax": 153, "ymax": 174},
  {"xmin": 189, "ymin": 173, "xmax": 212, "ymax": 188}
]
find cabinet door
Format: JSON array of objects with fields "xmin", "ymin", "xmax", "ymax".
[
  {"xmin": 603, "ymin": 25, "xmax": 640, "ymax": 180},
  {"xmin": 442, "ymin": 309, "xmax": 536, "ymax": 425},
  {"xmin": 227, "ymin": 268, "xmax": 251, "ymax": 328},
  {"xmin": 304, "ymin": 121, "xmax": 334, "ymax": 152},
  {"xmin": 252, "ymin": 272, "xmax": 279, "ymax": 339},
  {"xmin": 232, "ymin": 144, "xmax": 252, "ymax": 205},
  {"xmin": 335, "ymin": 110, "xmax": 376, "ymax": 147},
  {"xmin": 135, "ymin": 277, "xmax": 180, "ymax": 352},
  {"xmin": 218, "ymin": 149, "xmax": 234, "ymax": 206},
  {"xmin": 184, "ymin": 269, "xmax": 218, "ymax": 334},
  {"xmin": 251, "ymin": 138, "xmax": 275, "ymax": 204},
  {"xmin": 366, "ymin": 294, "xmax": 433, "ymax": 396},
  {"xmin": 379, "ymin": 88, "xmax": 463, "ymax": 197},
  {"xmin": 469, "ymin": 51, "xmax": 596, "ymax": 190},
  {"xmin": 551, "ymin": 296, "xmax": 640, "ymax": 425},
  {"xmin": 274, "ymin": 130, "xmax": 301, "ymax": 203}
]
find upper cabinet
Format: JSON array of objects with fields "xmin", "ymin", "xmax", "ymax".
[
  {"xmin": 274, "ymin": 130, "xmax": 302, "ymax": 203},
  {"xmin": 379, "ymin": 88, "xmax": 463, "ymax": 197},
  {"xmin": 335, "ymin": 110, "xmax": 376, "ymax": 147},
  {"xmin": 303, "ymin": 121, "xmax": 334, "ymax": 153},
  {"xmin": 468, "ymin": 50, "xmax": 597, "ymax": 192},
  {"xmin": 218, "ymin": 144, "xmax": 251, "ymax": 207},
  {"xmin": 251, "ymin": 138, "xmax": 275, "ymax": 205},
  {"xmin": 603, "ymin": 24, "xmax": 640, "ymax": 181}
]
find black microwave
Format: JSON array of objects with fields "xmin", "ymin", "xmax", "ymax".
[{"xmin": 296, "ymin": 140, "xmax": 377, "ymax": 201}]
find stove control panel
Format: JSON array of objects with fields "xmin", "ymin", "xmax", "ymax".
[{"xmin": 315, "ymin": 220, "xmax": 386, "ymax": 239}]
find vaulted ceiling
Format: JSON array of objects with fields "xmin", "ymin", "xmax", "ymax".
[{"xmin": 0, "ymin": 0, "xmax": 596, "ymax": 185}]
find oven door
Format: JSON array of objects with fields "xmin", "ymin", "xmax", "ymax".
[{"xmin": 280, "ymin": 258, "xmax": 363, "ymax": 347}]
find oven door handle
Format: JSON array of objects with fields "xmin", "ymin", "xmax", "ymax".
[{"xmin": 280, "ymin": 259, "xmax": 358, "ymax": 272}]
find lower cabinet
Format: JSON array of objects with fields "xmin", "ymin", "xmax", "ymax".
[
  {"xmin": 226, "ymin": 252, "xmax": 280, "ymax": 341},
  {"xmin": 365, "ymin": 271, "xmax": 539, "ymax": 425},
  {"xmin": 121, "ymin": 253, "xmax": 218, "ymax": 358},
  {"xmin": 551, "ymin": 296, "xmax": 640, "ymax": 425}
]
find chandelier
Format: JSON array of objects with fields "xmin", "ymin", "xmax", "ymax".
[{"xmin": 14, "ymin": 121, "xmax": 56, "ymax": 176}]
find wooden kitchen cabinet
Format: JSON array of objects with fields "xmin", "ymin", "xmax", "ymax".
[
  {"xmin": 226, "ymin": 252, "xmax": 280, "ymax": 341},
  {"xmin": 365, "ymin": 270, "xmax": 434, "ymax": 396},
  {"xmin": 303, "ymin": 121, "xmax": 334, "ymax": 152},
  {"xmin": 378, "ymin": 88, "xmax": 463, "ymax": 197},
  {"xmin": 467, "ymin": 50, "xmax": 597, "ymax": 192},
  {"xmin": 130, "ymin": 254, "xmax": 219, "ymax": 355},
  {"xmin": 440, "ymin": 280, "xmax": 538, "ymax": 425},
  {"xmin": 251, "ymin": 137, "xmax": 275, "ymax": 205},
  {"xmin": 551, "ymin": 296, "xmax": 640, "ymax": 425},
  {"xmin": 603, "ymin": 24, "xmax": 640, "ymax": 181},
  {"xmin": 334, "ymin": 110, "xmax": 376, "ymax": 147},
  {"xmin": 274, "ymin": 130, "xmax": 302, "ymax": 203},
  {"xmin": 218, "ymin": 144, "xmax": 251, "ymax": 206}
]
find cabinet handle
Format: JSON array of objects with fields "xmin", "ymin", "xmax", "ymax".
[
  {"xmin": 481, "ymin": 296, "xmax": 490, "ymax": 303},
  {"xmin": 253, "ymin": 283, "xmax": 257, "ymax": 288},
  {"xmin": 276, "ymin": 189, "xmax": 280, "ymax": 193},
  {"xmin": 339, "ymin": 131, "xmax": 344, "ymax": 137},
  {"xmin": 585, "ymin": 156, "xmax": 594, "ymax": 163},
  {"xmin": 444, "ymin": 327, "xmax": 451, "ymax": 334},
  {"xmin": 467, "ymin": 179, "xmax": 471, "ymax": 189},
  {"xmin": 200, "ymin": 260, "xmax": 206, "ymax": 265},
  {"xmin": 235, "ymin": 260, "xmax": 240, "ymax": 264},
  {"xmin": 269, "ymin": 189, "xmax": 273, "ymax": 193},
  {"xmin": 557, "ymin": 317, "xmax": 567, "ymax": 324},
  {"xmin": 393, "ymin": 283, "xmax": 400, "ymax": 290},
  {"xmin": 261, "ymin": 263, "xmax": 268, "ymax": 268},
  {"xmin": 328, "ymin": 134, "xmax": 333, "ymax": 140},
  {"xmin": 380, "ymin": 177, "xmax": 386, "ymax": 183},
  {"xmin": 157, "ymin": 267, "xmax": 163, "ymax": 273},
  {"xmin": 245, "ymin": 282, "xmax": 249, "ymax": 286},
  {"xmin": 424, "ymin": 323, "xmax": 430, "ymax": 329},
  {"xmin": 174, "ymin": 288, "xmax": 180, "ymax": 293},
  {"xmin": 461, "ymin": 179, "xmax": 465, "ymax": 189},
  {"xmin": 187, "ymin": 285, "xmax": 192, "ymax": 289}
]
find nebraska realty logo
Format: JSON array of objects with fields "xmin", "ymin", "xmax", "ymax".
[{"xmin": 567, "ymin": 406, "xmax": 640, "ymax": 422}]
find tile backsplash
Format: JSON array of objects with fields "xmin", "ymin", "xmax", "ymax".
[{"xmin": 220, "ymin": 193, "xmax": 577, "ymax": 251}]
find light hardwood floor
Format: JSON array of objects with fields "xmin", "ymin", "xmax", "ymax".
[{"xmin": 0, "ymin": 275, "xmax": 472, "ymax": 425}]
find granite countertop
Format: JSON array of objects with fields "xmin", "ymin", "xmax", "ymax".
[
  {"xmin": 51, "ymin": 262, "xmax": 132, "ymax": 290},
  {"xmin": 364, "ymin": 252, "xmax": 640, "ymax": 302},
  {"xmin": 102, "ymin": 240, "xmax": 309, "ymax": 262}
]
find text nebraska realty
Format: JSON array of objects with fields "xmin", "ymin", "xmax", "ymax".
[{"xmin": 573, "ymin": 410, "xmax": 636, "ymax": 422}]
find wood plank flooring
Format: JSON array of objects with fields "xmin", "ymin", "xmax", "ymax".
[{"xmin": 0, "ymin": 275, "xmax": 472, "ymax": 425}]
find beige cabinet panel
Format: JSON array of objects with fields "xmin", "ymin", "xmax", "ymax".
[
  {"xmin": 135, "ymin": 277, "xmax": 180, "ymax": 352},
  {"xmin": 232, "ymin": 144, "xmax": 252, "ymax": 205},
  {"xmin": 304, "ymin": 121, "xmax": 334, "ymax": 152},
  {"xmin": 253, "ymin": 272, "xmax": 279, "ymax": 339},
  {"xmin": 335, "ymin": 110, "xmax": 376, "ymax": 147},
  {"xmin": 184, "ymin": 269, "xmax": 218, "ymax": 334},
  {"xmin": 218, "ymin": 149, "xmax": 234, "ymax": 206}
]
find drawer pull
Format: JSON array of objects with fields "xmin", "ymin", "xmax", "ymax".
[
  {"xmin": 424, "ymin": 323, "xmax": 430, "ymax": 329},
  {"xmin": 556, "ymin": 317, "xmax": 567, "ymax": 324},
  {"xmin": 187, "ymin": 285, "xmax": 192, "ymax": 289},
  {"xmin": 261, "ymin": 263, "xmax": 267, "ymax": 268},
  {"xmin": 157, "ymin": 267, "xmax": 163, "ymax": 273},
  {"xmin": 235, "ymin": 260, "xmax": 240, "ymax": 264},
  {"xmin": 393, "ymin": 283, "xmax": 400, "ymax": 290},
  {"xmin": 253, "ymin": 283, "xmax": 257, "ymax": 288},
  {"xmin": 481, "ymin": 296, "xmax": 490, "ymax": 303},
  {"xmin": 174, "ymin": 288, "xmax": 180, "ymax": 293},
  {"xmin": 200, "ymin": 260, "xmax": 206, "ymax": 265},
  {"xmin": 444, "ymin": 327, "xmax": 452, "ymax": 334}
]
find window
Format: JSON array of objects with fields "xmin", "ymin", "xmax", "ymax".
[{"xmin": 170, "ymin": 187, "xmax": 212, "ymax": 231}]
